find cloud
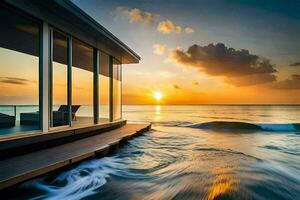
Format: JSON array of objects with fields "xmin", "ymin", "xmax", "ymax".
[
  {"xmin": 15, "ymin": 24, "xmax": 39, "ymax": 34},
  {"xmin": 175, "ymin": 25, "xmax": 182, "ymax": 33},
  {"xmin": 116, "ymin": 7, "xmax": 156, "ymax": 24},
  {"xmin": 157, "ymin": 20, "xmax": 188, "ymax": 34},
  {"xmin": 172, "ymin": 84, "xmax": 180, "ymax": 89},
  {"xmin": 157, "ymin": 20, "xmax": 176, "ymax": 34},
  {"xmin": 289, "ymin": 62, "xmax": 300, "ymax": 67},
  {"xmin": 153, "ymin": 43, "xmax": 167, "ymax": 55},
  {"xmin": 185, "ymin": 27, "xmax": 195, "ymax": 33},
  {"xmin": 169, "ymin": 43, "xmax": 277, "ymax": 86},
  {"xmin": 192, "ymin": 81, "xmax": 199, "ymax": 85},
  {"xmin": 116, "ymin": 7, "xmax": 193, "ymax": 35},
  {"xmin": 273, "ymin": 74, "xmax": 300, "ymax": 89},
  {"xmin": 0, "ymin": 77, "xmax": 32, "ymax": 85}
]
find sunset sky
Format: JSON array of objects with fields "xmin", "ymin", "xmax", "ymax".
[
  {"xmin": 1, "ymin": 1, "xmax": 299, "ymax": 105},
  {"xmin": 71, "ymin": 0, "xmax": 300, "ymax": 104}
]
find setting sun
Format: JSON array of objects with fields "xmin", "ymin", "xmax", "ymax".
[{"xmin": 153, "ymin": 91, "xmax": 163, "ymax": 101}]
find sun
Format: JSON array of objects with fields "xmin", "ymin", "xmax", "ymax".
[{"xmin": 153, "ymin": 91, "xmax": 163, "ymax": 101}]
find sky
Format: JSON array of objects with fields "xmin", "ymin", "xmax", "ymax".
[
  {"xmin": 73, "ymin": 0, "xmax": 300, "ymax": 104},
  {"xmin": 2, "ymin": 0, "xmax": 300, "ymax": 105}
]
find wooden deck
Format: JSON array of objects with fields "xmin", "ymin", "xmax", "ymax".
[{"xmin": 0, "ymin": 123, "xmax": 151, "ymax": 190}]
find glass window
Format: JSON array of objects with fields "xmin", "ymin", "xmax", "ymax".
[
  {"xmin": 51, "ymin": 30, "xmax": 69, "ymax": 127},
  {"xmin": 113, "ymin": 58, "xmax": 122, "ymax": 121},
  {"xmin": 0, "ymin": 3, "xmax": 40, "ymax": 136},
  {"xmin": 72, "ymin": 38, "xmax": 94, "ymax": 126},
  {"xmin": 99, "ymin": 53, "xmax": 110, "ymax": 123}
]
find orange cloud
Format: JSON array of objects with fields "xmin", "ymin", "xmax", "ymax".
[
  {"xmin": 157, "ymin": 20, "xmax": 190, "ymax": 34},
  {"xmin": 172, "ymin": 84, "xmax": 180, "ymax": 89},
  {"xmin": 175, "ymin": 25, "xmax": 182, "ymax": 33},
  {"xmin": 192, "ymin": 81, "xmax": 199, "ymax": 85},
  {"xmin": 273, "ymin": 74, "xmax": 300, "ymax": 89},
  {"xmin": 185, "ymin": 27, "xmax": 195, "ymax": 33},
  {"xmin": 153, "ymin": 43, "xmax": 166, "ymax": 55},
  {"xmin": 157, "ymin": 20, "xmax": 177, "ymax": 34},
  {"xmin": 116, "ymin": 7, "xmax": 156, "ymax": 24},
  {"xmin": 116, "ymin": 7, "xmax": 193, "ymax": 35}
]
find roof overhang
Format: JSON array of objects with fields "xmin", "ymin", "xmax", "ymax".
[{"xmin": 4, "ymin": 0, "xmax": 140, "ymax": 64}]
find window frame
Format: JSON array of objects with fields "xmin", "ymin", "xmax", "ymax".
[{"xmin": 48, "ymin": 27, "xmax": 72, "ymax": 130}]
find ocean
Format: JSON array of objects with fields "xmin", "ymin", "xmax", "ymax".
[{"xmin": 3, "ymin": 105, "xmax": 300, "ymax": 200}]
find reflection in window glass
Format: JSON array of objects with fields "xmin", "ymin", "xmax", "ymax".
[
  {"xmin": 0, "ymin": 3, "xmax": 40, "ymax": 135},
  {"xmin": 113, "ymin": 59, "xmax": 122, "ymax": 121},
  {"xmin": 99, "ymin": 53, "xmax": 110, "ymax": 123},
  {"xmin": 51, "ymin": 30, "xmax": 69, "ymax": 127},
  {"xmin": 72, "ymin": 38, "xmax": 94, "ymax": 126}
]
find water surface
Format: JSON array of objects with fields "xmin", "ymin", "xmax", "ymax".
[{"xmin": 3, "ymin": 105, "xmax": 300, "ymax": 200}]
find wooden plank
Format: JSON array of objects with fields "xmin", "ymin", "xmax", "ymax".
[
  {"xmin": 0, "ymin": 123, "xmax": 151, "ymax": 190},
  {"xmin": 0, "ymin": 120, "xmax": 127, "ymax": 159}
]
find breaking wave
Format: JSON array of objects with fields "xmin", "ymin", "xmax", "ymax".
[
  {"xmin": 25, "ymin": 157, "xmax": 118, "ymax": 200},
  {"xmin": 183, "ymin": 121, "xmax": 300, "ymax": 132}
]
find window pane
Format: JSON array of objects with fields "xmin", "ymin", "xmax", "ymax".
[
  {"xmin": 113, "ymin": 59, "xmax": 122, "ymax": 121},
  {"xmin": 0, "ymin": 3, "xmax": 40, "ymax": 135},
  {"xmin": 51, "ymin": 30, "xmax": 69, "ymax": 127},
  {"xmin": 99, "ymin": 53, "xmax": 110, "ymax": 123},
  {"xmin": 72, "ymin": 38, "xmax": 93, "ymax": 126}
]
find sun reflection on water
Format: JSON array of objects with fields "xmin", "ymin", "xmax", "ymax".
[
  {"xmin": 154, "ymin": 105, "xmax": 162, "ymax": 121},
  {"xmin": 205, "ymin": 166, "xmax": 239, "ymax": 200}
]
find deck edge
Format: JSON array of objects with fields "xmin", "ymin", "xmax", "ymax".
[{"xmin": 0, "ymin": 123, "xmax": 151, "ymax": 190}]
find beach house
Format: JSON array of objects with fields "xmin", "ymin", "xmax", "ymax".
[{"xmin": 0, "ymin": 0, "xmax": 140, "ymax": 137}]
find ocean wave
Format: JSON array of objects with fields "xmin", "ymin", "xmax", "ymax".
[
  {"xmin": 183, "ymin": 121, "xmax": 300, "ymax": 132},
  {"xmin": 24, "ymin": 157, "xmax": 118, "ymax": 200}
]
